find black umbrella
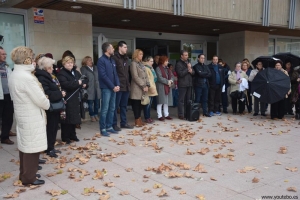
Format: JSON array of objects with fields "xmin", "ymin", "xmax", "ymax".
[
  {"xmin": 273, "ymin": 52, "xmax": 300, "ymax": 68},
  {"xmin": 251, "ymin": 68, "xmax": 290, "ymax": 104},
  {"xmin": 251, "ymin": 56, "xmax": 281, "ymax": 68}
]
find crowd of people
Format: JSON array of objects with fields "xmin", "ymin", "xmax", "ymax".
[{"xmin": 0, "ymin": 41, "xmax": 298, "ymax": 186}]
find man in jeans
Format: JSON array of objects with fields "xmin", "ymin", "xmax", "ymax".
[
  {"xmin": 208, "ymin": 55, "xmax": 225, "ymax": 116},
  {"xmin": 175, "ymin": 50, "xmax": 194, "ymax": 119},
  {"xmin": 0, "ymin": 46, "xmax": 15, "ymax": 144},
  {"xmin": 193, "ymin": 54, "xmax": 212, "ymax": 117},
  {"xmin": 97, "ymin": 42, "xmax": 120, "ymax": 136},
  {"xmin": 112, "ymin": 41, "xmax": 133, "ymax": 131}
]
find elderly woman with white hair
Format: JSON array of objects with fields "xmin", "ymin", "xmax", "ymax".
[
  {"xmin": 8, "ymin": 46, "xmax": 50, "ymax": 185},
  {"xmin": 35, "ymin": 57, "xmax": 66, "ymax": 158}
]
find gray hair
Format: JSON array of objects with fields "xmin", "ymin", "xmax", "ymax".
[{"xmin": 38, "ymin": 57, "xmax": 55, "ymax": 70}]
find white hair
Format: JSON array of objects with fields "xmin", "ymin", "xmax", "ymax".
[{"xmin": 38, "ymin": 57, "xmax": 55, "ymax": 70}]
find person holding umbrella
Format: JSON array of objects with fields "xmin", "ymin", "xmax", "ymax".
[
  {"xmin": 270, "ymin": 61, "xmax": 291, "ymax": 120},
  {"xmin": 291, "ymin": 66, "xmax": 300, "ymax": 119},
  {"xmin": 284, "ymin": 61, "xmax": 295, "ymax": 115},
  {"xmin": 249, "ymin": 61, "xmax": 266, "ymax": 116}
]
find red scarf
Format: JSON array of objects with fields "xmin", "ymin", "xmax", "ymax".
[{"xmin": 158, "ymin": 65, "xmax": 172, "ymax": 95}]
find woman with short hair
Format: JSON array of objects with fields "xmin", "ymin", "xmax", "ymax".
[
  {"xmin": 80, "ymin": 56, "xmax": 101, "ymax": 122},
  {"xmin": 130, "ymin": 49, "xmax": 150, "ymax": 127},
  {"xmin": 241, "ymin": 61, "xmax": 252, "ymax": 113},
  {"xmin": 57, "ymin": 56, "xmax": 87, "ymax": 144},
  {"xmin": 155, "ymin": 56, "xmax": 174, "ymax": 121},
  {"xmin": 8, "ymin": 46, "xmax": 50, "ymax": 185},
  {"xmin": 142, "ymin": 56, "xmax": 158, "ymax": 123},
  {"xmin": 35, "ymin": 57, "xmax": 66, "ymax": 157}
]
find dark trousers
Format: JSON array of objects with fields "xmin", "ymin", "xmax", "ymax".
[
  {"xmin": 113, "ymin": 91, "xmax": 129, "ymax": 126},
  {"xmin": 194, "ymin": 85, "xmax": 209, "ymax": 114},
  {"xmin": 285, "ymin": 94, "xmax": 293, "ymax": 114},
  {"xmin": 209, "ymin": 85, "xmax": 221, "ymax": 113},
  {"xmin": 0, "ymin": 94, "xmax": 13, "ymax": 141},
  {"xmin": 221, "ymin": 86, "xmax": 228, "ymax": 112},
  {"xmin": 246, "ymin": 90, "xmax": 253, "ymax": 112},
  {"xmin": 61, "ymin": 124, "xmax": 76, "ymax": 141},
  {"xmin": 178, "ymin": 87, "xmax": 192, "ymax": 117},
  {"xmin": 271, "ymin": 98, "xmax": 285, "ymax": 119},
  {"xmin": 172, "ymin": 89, "xmax": 178, "ymax": 107},
  {"xmin": 19, "ymin": 151, "xmax": 39, "ymax": 184},
  {"xmin": 46, "ymin": 112, "xmax": 60, "ymax": 151},
  {"xmin": 131, "ymin": 99, "xmax": 144, "ymax": 119},
  {"xmin": 254, "ymin": 97, "xmax": 265, "ymax": 114},
  {"xmin": 143, "ymin": 96, "xmax": 153, "ymax": 120},
  {"xmin": 231, "ymin": 97, "xmax": 246, "ymax": 114}
]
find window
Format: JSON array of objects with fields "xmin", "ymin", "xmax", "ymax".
[
  {"xmin": 0, "ymin": 12, "xmax": 26, "ymax": 67},
  {"xmin": 276, "ymin": 38, "xmax": 300, "ymax": 56},
  {"xmin": 268, "ymin": 38, "xmax": 275, "ymax": 56}
]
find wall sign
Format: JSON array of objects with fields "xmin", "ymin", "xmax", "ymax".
[{"xmin": 33, "ymin": 8, "xmax": 44, "ymax": 24}]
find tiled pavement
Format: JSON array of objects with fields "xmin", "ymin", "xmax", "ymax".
[{"xmin": 0, "ymin": 107, "xmax": 299, "ymax": 200}]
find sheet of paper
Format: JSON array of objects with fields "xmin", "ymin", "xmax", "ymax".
[{"xmin": 253, "ymin": 92, "xmax": 261, "ymax": 98}]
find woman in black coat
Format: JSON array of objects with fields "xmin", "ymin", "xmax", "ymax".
[
  {"xmin": 57, "ymin": 56, "xmax": 87, "ymax": 144},
  {"xmin": 35, "ymin": 57, "xmax": 66, "ymax": 157}
]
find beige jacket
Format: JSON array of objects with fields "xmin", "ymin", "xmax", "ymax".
[
  {"xmin": 130, "ymin": 61, "xmax": 150, "ymax": 100},
  {"xmin": 228, "ymin": 70, "xmax": 249, "ymax": 94},
  {"xmin": 145, "ymin": 66, "xmax": 158, "ymax": 97},
  {"xmin": 8, "ymin": 64, "xmax": 50, "ymax": 153}
]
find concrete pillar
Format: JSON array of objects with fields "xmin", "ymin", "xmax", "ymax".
[{"xmin": 219, "ymin": 31, "xmax": 269, "ymax": 69}]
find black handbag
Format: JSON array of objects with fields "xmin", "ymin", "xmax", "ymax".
[{"xmin": 49, "ymin": 99, "xmax": 66, "ymax": 112}]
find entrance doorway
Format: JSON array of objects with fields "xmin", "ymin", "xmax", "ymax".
[{"xmin": 136, "ymin": 38, "xmax": 181, "ymax": 66}]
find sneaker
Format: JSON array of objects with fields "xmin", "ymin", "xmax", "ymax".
[
  {"xmin": 107, "ymin": 128, "xmax": 118, "ymax": 134},
  {"xmin": 101, "ymin": 131, "xmax": 110, "ymax": 137},
  {"xmin": 215, "ymin": 112, "xmax": 222, "ymax": 116},
  {"xmin": 113, "ymin": 125, "xmax": 121, "ymax": 131},
  {"xmin": 209, "ymin": 111, "xmax": 214, "ymax": 116}
]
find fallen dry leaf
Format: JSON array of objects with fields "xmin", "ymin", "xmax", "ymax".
[
  {"xmin": 285, "ymin": 167, "xmax": 298, "ymax": 172},
  {"xmin": 119, "ymin": 191, "xmax": 130, "ymax": 196},
  {"xmin": 4, "ymin": 193, "xmax": 19, "ymax": 198},
  {"xmin": 153, "ymin": 183, "xmax": 162, "ymax": 189},
  {"xmin": 15, "ymin": 188, "xmax": 26, "ymax": 193},
  {"xmin": 125, "ymin": 168, "xmax": 133, "ymax": 172},
  {"xmin": 103, "ymin": 182, "xmax": 114, "ymax": 187},
  {"xmin": 113, "ymin": 174, "xmax": 120, "ymax": 178},
  {"xmin": 252, "ymin": 177, "xmax": 260, "ymax": 183},
  {"xmin": 275, "ymin": 161, "xmax": 282, "ymax": 165},
  {"xmin": 278, "ymin": 146, "xmax": 287, "ymax": 154},
  {"xmin": 196, "ymin": 194, "xmax": 206, "ymax": 200},
  {"xmin": 46, "ymin": 189, "xmax": 62, "ymax": 197},
  {"xmin": 99, "ymin": 194, "xmax": 110, "ymax": 200},
  {"xmin": 143, "ymin": 189, "xmax": 151, "ymax": 193},
  {"xmin": 287, "ymin": 187, "xmax": 297, "ymax": 192},
  {"xmin": 248, "ymin": 152, "xmax": 255, "ymax": 156},
  {"xmin": 193, "ymin": 164, "xmax": 207, "ymax": 173},
  {"xmin": 179, "ymin": 190, "xmax": 186, "ymax": 195},
  {"xmin": 210, "ymin": 177, "xmax": 217, "ymax": 181},
  {"xmin": 13, "ymin": 180, "xmax": 23, "ymax": 186},
  {"xmin": 172, "ymin": 186, "xmax": 182, "ymax": 190},
  {"xmin": 157, "ymin": 189, "xmax": 168, "ymax": 197},
  {"xmin": 47, "ymin": 173, "xmax": 56, "ymax": 177}
]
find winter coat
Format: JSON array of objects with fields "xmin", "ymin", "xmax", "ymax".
[
  {"xmin": 130, "ymin": 61, "xmax": 150, "ymax": 100},
  {"xmin": 97, "ymin": 54, "xmax": 120, "ymax": 89},
  {"xmin": 156, "ymin": 66, "xmax": 173, "ymax": 105},
  {"xmin": 57, "ymin": 67, "xmax": 82, "ymax": 124},
  {"xmin": 112, "ymin": 52, "xmax": 131, "ymax": 92},
  {"xmin": 80, "ymin": 66, "xmax": 101, "ymax": 100},
  {"xmin": 145, "ymin": 66, "xmax": 158, "ymax": 97},
  {"xmin": 248, "ymin": 68, "xmax": 264, "ymax": 82},
  {"xmin": 0, "ymin": 62, "xmax": 12, "ymax": 100},
  {"xmin": 35, "ymin": 68, "xmax": 63, "ymax": 108},
  {"xmin": 228, "ymin": 71, "xmax": 249, "ymax": 94},
  {"xmin": 175, "ymin": 59, "xmax": 194, "ymax": 87},
  {"xmin": 193, "ymin": 62, "xmax": 211, "ymax": 87},
  {"xmin": 8, "ymin": 64, "xmax": 50, "ymax": 153},
  {"xmin": 207, "ymin": 63, "xmax": 225, "ymax": 87}
]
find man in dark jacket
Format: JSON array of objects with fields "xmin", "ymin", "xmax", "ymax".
[
  {"xmin": 208, "ymin": 55, "xmax": 225, "ymax": 116},
  {"xmin": 175, "ymin": 50, "xmax": 194, "ymax": 119},
  {"xmin": 193, "ymin": 54, "xmax": 212, "ymax": 117},
  {"xmin": 111, "ymin": 41, "xmax": 133, "ymax": 131},
  {"xmin": 97, "ymin": 42, "xmax": 120, "ymax": 136}
]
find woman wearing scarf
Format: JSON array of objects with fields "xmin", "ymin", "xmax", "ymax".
[
  {"xmin": 228, "ymin": 62, "xmax": 248, "ymax": 114},
  {"xmin": 130, "ymin": 49, "xmax": 150, "ymax": 127},
  {"xmin": 142, "ymin": 56, "xmax": 158, "ymax": 123},
  {"xmin": 155, "ymin": 56, "xmax": 174, "ymax": 121}
]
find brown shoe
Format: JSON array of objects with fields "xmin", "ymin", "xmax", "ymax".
[
  {"xmin": 91, "ymin": 116, "xmax": 96, "ymax": 122},
  {"xmin": 165, "ymin": 116, "xmax": 173, "ymax": 120},
  {"xmin": 9, "ymin": 131, "xmax": 16, "ymax": 136},
  {"xmin": 135, "ymin": 118, "xmax": 143, "ymax": 127},
  {"xmin": 1, "ymin": 139, "xmax": 14, "ymax": 145},
  {"xmin": 75, "ymin": 124, "xmax": 81, "ymax": 129},
  {"xmin": 139, "ymin": 117, "xmax": 146, "ymax": 126},
  {"xmin": 178, "ymin": 116, "xmax": 185, "ymax": 120},
  {"xmin": 158, "ymin": 117, "xmax": 165, "ymax": 121}
]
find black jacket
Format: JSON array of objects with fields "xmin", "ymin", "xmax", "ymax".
[
  {"xmin": 193, "ymin": 62, "xmax": 211, "ymax": 87},
  {"xmin": 208, "ymin": 63, "xmax": 225, "ymax": 87},
  {"xmin": 112, "ymin": 52, "xmax": 130, "ymax": 91},
  {"xmin": 57, "ymin": 67, "xmax": 83, "ymax": 124},
  {"xmin": 35, "ymin": 69, "xmax": 63, "ymax": 111},
  {"xmin": 222, "ymin": 63, "xmax": 230, "ymax": 86},
  {"xmin": 175, "ymin": 59, "xmax": 194, "ymax": 87}
]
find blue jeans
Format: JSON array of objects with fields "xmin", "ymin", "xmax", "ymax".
[
  {"xmin": 194, "ymin": 85, "xmax": 208, "ymax": 114},
  {"xmin": 113, "ymin": 91, "xmax": 129, "ymax": 126},
  {"xmin": 172, "ymin": 88, "xmax": 178, "ymax": 107},
  {"xmin": 99, "ymin": 89, "xmax": 116, "ymax": 132},
  {"xmin": 143, "ymin": 96, "xmax": 153, "ymax": 120},
  {"xmin": 87, "ymin": 98, "xmax": 99, "ymax": 117}
]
